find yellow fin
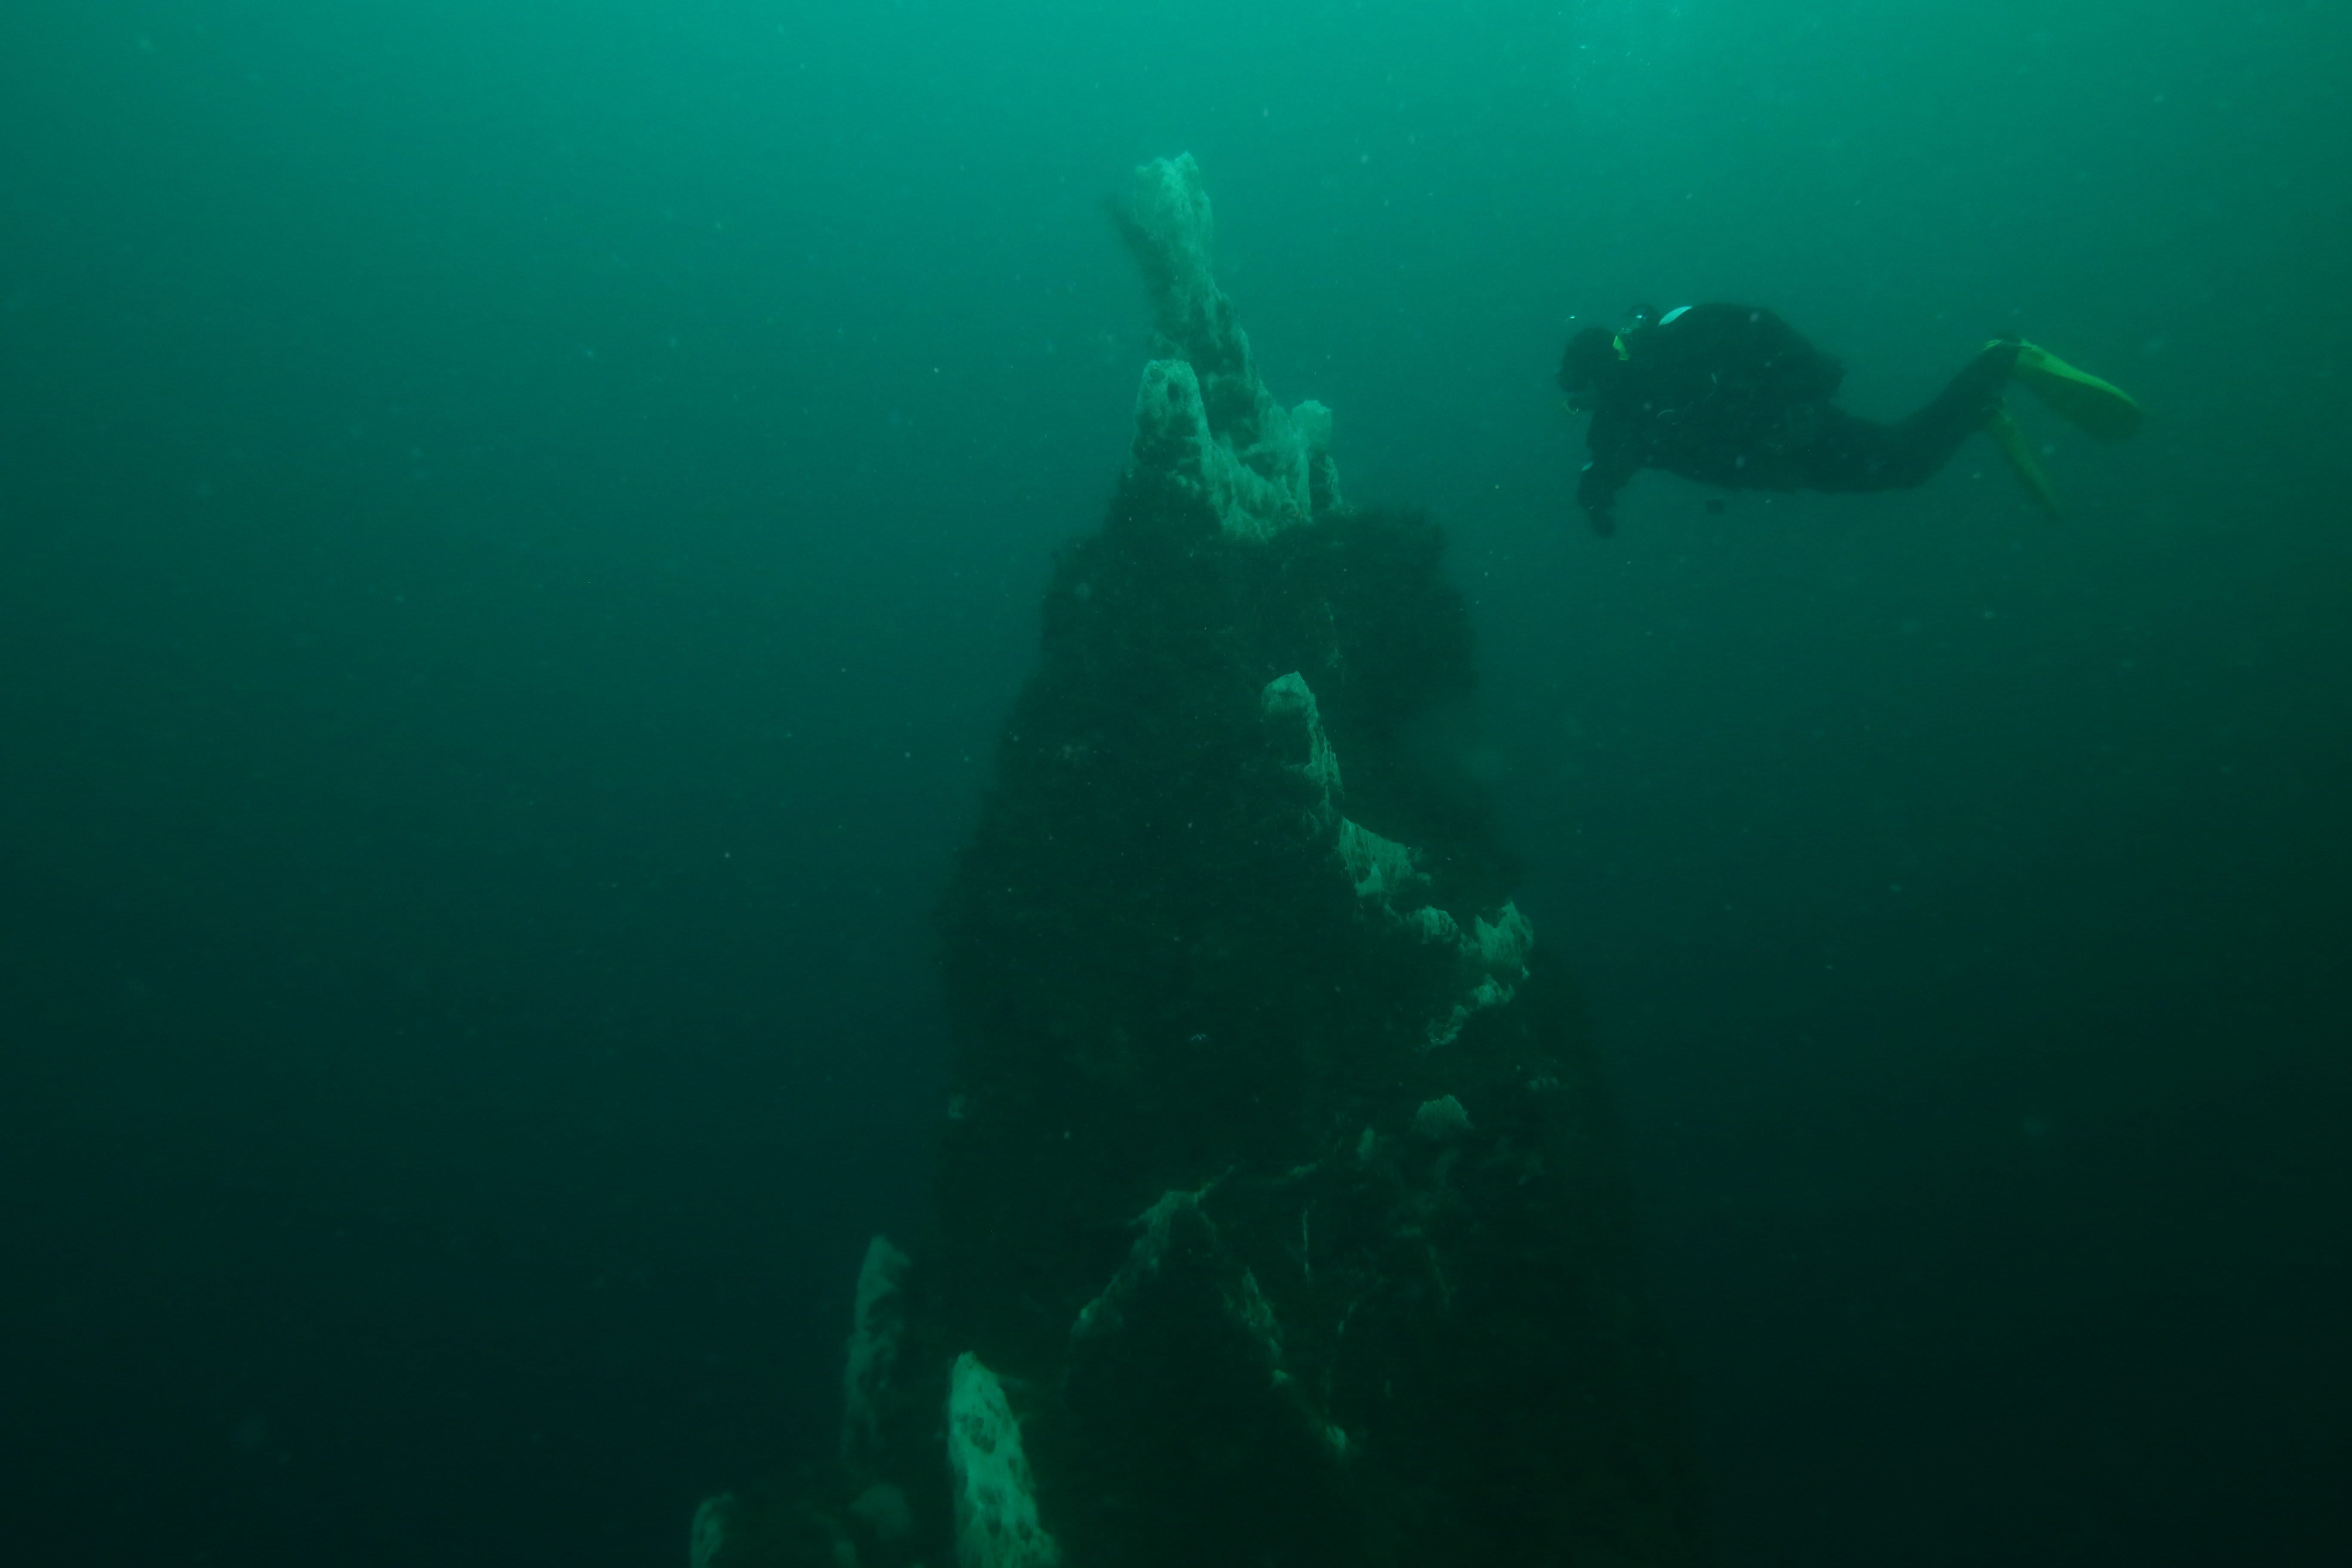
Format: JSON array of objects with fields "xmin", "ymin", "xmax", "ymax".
[
  {"xmin": 2008, "ymin": 340, "xmax": 2143, "ymax": 442},
  {"xmin": 1984, "ymin": 404, "xmax": 2062, "ymax": 520}
]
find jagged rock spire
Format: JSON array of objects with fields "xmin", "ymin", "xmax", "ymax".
[{"xmin": 1115, "ymin": 154, "xmax": 1338, "ymax": 539}]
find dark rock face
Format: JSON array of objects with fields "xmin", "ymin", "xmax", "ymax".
[
  {"xmin": 701, "ymin": 158, "xmax": 1708, "ymax": 1568},
  {"xmin": 919, "ymin": 498, "xmax": 1706, "ymax": 1568}
]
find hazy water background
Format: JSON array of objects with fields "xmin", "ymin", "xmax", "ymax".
[{"xmin": 3, "ymin": 2, "xmax": 2347, "ymax": 1563}]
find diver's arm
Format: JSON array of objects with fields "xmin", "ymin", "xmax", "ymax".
[{"xmin": 1577, "ymin": 413, "xmax": 1640, "ymax": 535}]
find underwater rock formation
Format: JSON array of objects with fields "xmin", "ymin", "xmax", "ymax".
[
  {"xmin": 1114, "ymin": 154, "xmax": 1339, "ymax": 539},
  {"xmin": 698, "ymin": 155, "xmax": 1708, "ymax": 1568}
]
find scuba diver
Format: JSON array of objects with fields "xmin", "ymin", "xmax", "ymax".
[{"xmin": 1557, "ymin": 303, "xmax": 2142, "ymax": 535}]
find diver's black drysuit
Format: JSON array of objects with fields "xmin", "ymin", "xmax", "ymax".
[{"xmin": 1567, "ymin": 304, "xmax": 2020, "ymax": 535}]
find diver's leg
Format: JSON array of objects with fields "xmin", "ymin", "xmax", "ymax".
[
  {"xmin": 1896, "ymin": 340, "xmax": 2022, "ymax": 471},
  {"xmin": 1795, "ymin": 408, "xmax": 1921, "ymax": 493},
  {"xmin": 1801, "ymin": 341, "xmax": 2020, "ymax": 492}
]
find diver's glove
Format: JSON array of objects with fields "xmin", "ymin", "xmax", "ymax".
[{"xmin": 1577, "ymin": 462, "xmax": 1620, "ymax": 536}]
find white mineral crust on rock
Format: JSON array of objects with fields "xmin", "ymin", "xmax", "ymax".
[
  {"xmin": 689, "ymin": 1492, "xmax": 735, "ymax": 1568},
  {"xmin": 1260, "ymin": 671, "xmax": 1344, "ymax": 821},
  {"xmin": 948, "ymin": 1352, "xmax": 1060, "ymax": 1568},
  {"xmin": 1120, "ymin": 154, "xmax": 1338, "ymax": 539},
  {"xmin": 1069, "ymin": 1181, "xmax": 1350, "ymax": 1460},
  {"xmin": 1412, "ymin": 1094, "xmax": 1474, "ymax": 1142},
  {"xmin": 1261, "ymin": 671, "xmax": 1536, "ymax": 1045},
  {"xmin": 1071, "ymin": 1180, "xmax": 1232, "ymax": 1344},
  {"xmin": 841, "ymin": 1233, "xmax": 912, "ymax": 1469}
]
